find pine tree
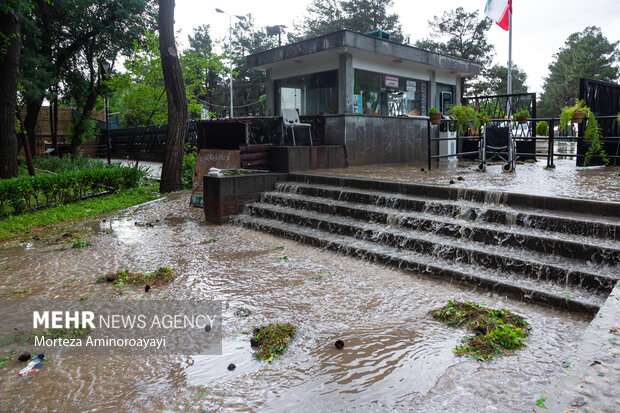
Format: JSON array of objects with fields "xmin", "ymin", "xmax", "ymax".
[{"xmin": 538, "ymin": 27, "xmax": 619, "ymax": 117}]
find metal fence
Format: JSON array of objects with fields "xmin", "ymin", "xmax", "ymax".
[{"xmin": 426, "ymin": 115, "xmax": 620, "ymax": 170}]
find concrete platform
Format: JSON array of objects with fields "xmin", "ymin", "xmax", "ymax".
[{"xmin": 309, "ymin": 159, "xmax": 620, "ymax": 203}]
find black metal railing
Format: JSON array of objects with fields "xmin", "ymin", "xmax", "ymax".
[{"xmin": 426, "ymin": 114, "xmax": 620, "ymax": 170}]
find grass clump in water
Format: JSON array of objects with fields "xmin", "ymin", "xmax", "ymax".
[
  {"xmin": 432, "ymin": 300, "xmax": 530, "ymax": 361},
  {"xmin": 0, "ymin": 323, "xmax": 91, "ymax": 346},
  {"xmin": 97, "ymin": 267, "xmax": 175, "ymax": 287},
  {"xmin": 252, "ymin": 323, "xmax": 297, "ymax": 362}
]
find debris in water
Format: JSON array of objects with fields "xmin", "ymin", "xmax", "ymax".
[
  {"xmin": 457, "ymin": 176, "xmax": 464, "ymax": 181},
  {"xmin": 18, "ymin": 354, "xmax": 45, "ymax": 376},
  {"xmin": 144, "ymin": 285, "xmax": 151, "ymax": 292},
  {"xmin": 309, "ymin": 272, "xmax": 331, "ymax": 281},
  {"xmin": 252, "ymin": 323, "xmax": 297, "ymax": 362},
  {"xmin": 335, "ymin": 340, "xmax": 345, "ymax": 350},
  {"xmin": 277, "ymin": 256, "xmax": 288, "ymax": 261},
  {"xmin": 106, "ymin": 275, "xmax": 116, "ymax": 283},
  {"xmin": 535, "ymin": 397, "xmax": 547, "ymax": 409},
  {"xmin": 431, "ymin": 300, "xmax": 529, "ymax": 361},
  {"xmin": 449, "ymin": 180, "xmax": 455, "ymax": 185},
  {"xmin": 272, "ymin": 246, "xmax": 284, "ymax": 251},
  {"xmin": 18, "ymin": 352, "xmax": 31, "ymax": 362},
  {"xmin": 227, "ymin": 363, "xmax": 236, "ymax": 371},
  {"xmin": 235, "ymin": 307, "xmax": 252, "ymax": 318},
  {"xmin": 571, "ymin": 396, "xmax": 586, "ymax": 407},
  {"xmin": 420, "ymin": 168, "xmax": 425, "ymax": 172},
  {"xmin": 250, "ymin": 337, "xmax": 260, "ymax": 347}
]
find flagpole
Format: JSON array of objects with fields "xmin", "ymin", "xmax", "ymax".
[{"xmin": 507, "ymin": 4, "xmax": 513, "ymax": 116}]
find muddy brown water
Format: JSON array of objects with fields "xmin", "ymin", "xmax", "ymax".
[{"xmin": 0, "ymin": 194, "xmax": 591, "ymax": 412}]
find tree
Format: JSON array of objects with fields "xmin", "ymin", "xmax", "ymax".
[
  {"xmin": 538, "ymin": 27, "xmax": 619, "ymax": 117},
  {"xmin": 111, "ymin": 31, "xmax": 223, "ymax": 127},
  {"xmin": 470, "ymin": 64, "xmax": 529, "ymax": 96},
  {"xmin": 225, "ymin": 15, "xmax": 278, "ymax": 116},
  {"xmin": 158, "ymin": 0, "xmax": 187, "ymax": 193},
  {"xmin": 415, "ymin": 7, "xmax": 494, "ymax": 92},
  {"xmin": 292, "ymin": 0, "xmax": 405, "ymax": 43},
  {"xmin": 187, "ymin": 25, "xmax": 220, "ymax": 111},
  {"xmin": 0, "ymin": 1, "xmax": 23, "ymax": 178}
]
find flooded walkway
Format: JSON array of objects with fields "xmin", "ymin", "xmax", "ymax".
[
  {"xmin": 0, "ymin": 194, "xmax": 592, "ymax": 412},
  {"xmin": 312, "ymin": 159, "xmax": 620, "ymax": 202}
]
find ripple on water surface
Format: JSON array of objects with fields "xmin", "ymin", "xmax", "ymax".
[{"xmin": 0, "ymin": 195, "xmax": 591, "ymax": 412}]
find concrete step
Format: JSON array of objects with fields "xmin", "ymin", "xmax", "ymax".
[
  {"xmin": 274, "ymin": 181, "xmax": 620, "ymax": 241},
  {"xmin": 260, "ymin": 189, "xmax": 620, "ymax": 266},
  {"xmin": 235, "ymin": 215, "xmax": 607, "ymax": 313},
  {"xmin": 244, "ymin": 202, "xmax": 618, "ymax": 293}
]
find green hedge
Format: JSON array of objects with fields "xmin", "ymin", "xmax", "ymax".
[{"xmin": 0, "ymin": 167, "xmax": 146, "ymax": 217}]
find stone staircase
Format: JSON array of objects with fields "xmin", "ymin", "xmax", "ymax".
[{"xmin": 235, "ymin": 174, "xmax": 620, "ymax": 313}]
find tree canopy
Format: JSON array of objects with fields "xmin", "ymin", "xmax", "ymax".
[
  {"xmin": 470, "ymin": 64, "xmax": 529, "ymax": 96},
  {"xmin": 292, "ymin": 0, "xmax": 405, "ymax": 43},
  {"xmin": 538, "ymin": 26, "xmax": 619, "ymax": 117}
]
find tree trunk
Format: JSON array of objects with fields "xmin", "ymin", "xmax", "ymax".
[
  {"xmin": 0, "ymin": 9, "xmax": 20, "ymax": 179},
  {"xmin": 24, "ymin": 98, "xmax": 43, "ymax": 157},
  {"xmin": 15, "ymin": 109, "xmax": 34, "ymax": 176},
  {"xmin": 158, "ymin": 0, "xmax": 188, "ymax": 193},
  {"xmin": 70, "ymin": 85, "xmax": 98, "ymax": 156},
  {"xmin": 51, "ymin": 89, "xmax": 58, "ymax": 155}
]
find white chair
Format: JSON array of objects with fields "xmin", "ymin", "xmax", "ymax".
[{"xmin": 281, "ymin": 108, "xmax": 313, "ymax": 146}]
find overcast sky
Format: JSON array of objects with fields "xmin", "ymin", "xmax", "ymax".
[{"xmin": 175, "ymin": 0, "xmax": 620, "ymax": 94}]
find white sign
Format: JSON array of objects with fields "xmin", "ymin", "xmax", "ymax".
[
  {"xmin": 385, "ymin": 75, "xmax": 399, "ymax": 88},
  {"xmin": 406, "ymin": 80, "xmax": 416, "ymax": 100}
]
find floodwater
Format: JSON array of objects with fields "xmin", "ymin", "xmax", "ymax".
[
  {"xmin": 313, "ymin": 159, "xmax": 620, "ymax": 202},
  {"xmin": 0, "ymin": 194, "xmax": 591, "ymax": 412}
]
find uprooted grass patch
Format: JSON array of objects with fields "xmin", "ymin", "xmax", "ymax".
[
  {"xmin": 252, "ymin": 323, "xmax": 297, "ymax": 362},
  {"xmin": 0, "ymin": 323, "xmax": 91, "ymax": 346},
  {"xmin": 432, "ymin": 300, "xmax": 530, "ymax": 361},
  {"xmin": 97, "ymin": 267, "xmax": 175, "ymax": 287}
]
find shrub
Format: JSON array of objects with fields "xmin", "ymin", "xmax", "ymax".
[
  {"xmin": 182, "ymin": 145, "xmax": 198, "ymax": 190},
  {"xmin": 0, "ymin": 166, "xmax": 147, "ymax": 217},
  {"xmin": 535, "ymin": 121, "xmax": 549, "ymax": 137},
  {"xmin": 33, "ymin": 155, "xmax": 115, "ymax": 173}
]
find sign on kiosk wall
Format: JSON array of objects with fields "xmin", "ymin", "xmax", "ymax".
[{"xmin": 385, "ymin": 75, "xmax": 399, "ymax": 88}]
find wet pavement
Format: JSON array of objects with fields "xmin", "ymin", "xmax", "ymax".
[
  {"xmin": 312, "ymin": 159, "xmax": 620, "ymax": 202},
  {"xmin": 0, "ymin": 194, "xmax": 592, "ymax": 412}
]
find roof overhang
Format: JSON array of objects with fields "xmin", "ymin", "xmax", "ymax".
[{"xmin": 246, "ymin": 30, "xmax": 481, "ymax": 77}]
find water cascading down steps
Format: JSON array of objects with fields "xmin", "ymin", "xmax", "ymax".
[{"xmin": 235, "ymin": 173, "xmax": 620, "ymax": 313}]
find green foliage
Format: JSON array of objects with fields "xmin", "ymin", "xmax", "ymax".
[
  {"xmin": 293, "ymin": 0, "xmax": 405, "ymax": 43},
  {"xmin": 0, "ymin": 166, "xmax": 147, "ymax": 217},
  {"xmin": 448, "ymin": 104, "xmax": 476, "ymax": 135},
  {"xmin": 428, "ymin": 107, "xmax": 440, "ymax": 114},
  {"xmin": 7, "ymin": 288, "xmax": 32, "ymax": 296},
  {"xmin": 583, "ymin": 112, "xmax": 609, "ymax": 166},
  {"xmin": 33, "ymin": 155, "xmax": 113, "ymax": 173},
  {"xmin": 538, "ymin": 27, "xmax": 619, "ymax": 117},
  {"xmin": 66, "ymin": 117, "xmax": 98, "ymax": 143},
  {"xmin": 514, "ymin": 108, "xmax": 530, "ymax": 119},
  {"xmin": 432, "ymin": 300, "xmax": 529, "ymax": 361},
  {"xmin": 112, "ymin": 31, "xmax": 223, "ymax": 126},
  {"xmin": 235, "ymin": 307, "xmax": 252, "ymax": 317},
  {"xmin": 535, "ymin": 121, "xmax": 549, "ymax": 137},
  {"xmin": 415, "ymin": 7, "xmax": 494, "ymax": 91},
  {"xmin": 559, "ymin": 99, "xmax": 590, "ymax": 134},
  {"xmin": 0, "ymin": 323, "xmax": 90, "ymax": 346},
  {"xmin": 0, "ymin": 185, "xmax": 159, "ymax": 243},
  {"xmin": 252, "ymin": 323, "xmax": 297, "ymax": 362},
  {"xmin": 182, "ymin": 145, "xmax": 198, "ymax": 190},
  {"xmin": 471, "ymin": 64, "xmax": 529, "ymax": 96},
  {"xmin": 98, "ymin": 267, "xmax": 175, "ymax": 287},
  {"xmin": 536, "ymin": 397, "xmax": 548, "ymax": 409},
  {"xmin": 72, "ymin": 240, "xmax": 91, "ymax": 248}
]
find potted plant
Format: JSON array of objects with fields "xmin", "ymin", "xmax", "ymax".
[
  {"xmin": 560, "ymin": 100, "xmax": 590, "ymax": 133},
  {"xmin": 513, "ymin": 108, "xmax": 529, "ymax": 125},
  {"xmin": 583, "ymin": 112, "xmax": 609, "ymax": 166},
  {"xmin": 448, "ymin": 104, "xmax": 476, "ymax": 136},
  {"xmin": 429, "ymin": 107, "xmax": 442, "ymax": 125}
]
